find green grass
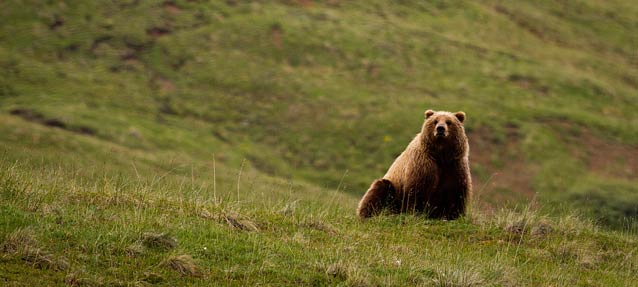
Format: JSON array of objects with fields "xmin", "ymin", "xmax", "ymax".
[
  {"xmin": 1, "ymin": 155, "xmax": 637, "ymax": 286},
  {"xmin": 1, "ymin": 0, "xmax": 637, "ymax": 285}
]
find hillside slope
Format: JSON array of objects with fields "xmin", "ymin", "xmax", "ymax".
[
  {"xmin": 1, "ymin": 1, "xmax": 637, "ymax": 224},
  {"xmin": 1, "ymin": 148, "xmax": 637, "ymax": 286},
  {"xmin": 1, "ymin": 1, "xmax": 637, "ymax": 285}
]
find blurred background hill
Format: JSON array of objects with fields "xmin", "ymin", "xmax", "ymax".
[
  {"xmin": 2, "ymin": 1, "xmax": 638, "ymax": 285},
  {"xmin": 1, "ymin": 0, "xmax": 637, "ymax": 226}
]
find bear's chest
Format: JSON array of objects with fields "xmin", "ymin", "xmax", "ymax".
[
  {"xmin": 436, "ymin": 169, "xmax": 463, "ymax": 194},
  {"xmin": 426, "ymin": 161, "xmax": 468, "ymax": 210}
]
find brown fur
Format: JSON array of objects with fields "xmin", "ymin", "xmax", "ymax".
[{"xmin": 357, "ymin": 110, "xmax": 471, "ymax": 219}]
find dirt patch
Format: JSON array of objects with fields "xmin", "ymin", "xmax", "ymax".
[
  {"xmin": 151, "ymin": 77, "xmax": 176, "ymax": 94},
  {"xmin": 121, "ymin": 42, "xmax": 147, "ymax": 61},
  {"xmin": 281, "ymin": 0, "xmax": 314, "ymax": 8},
  {"xmin": 147, "ymin": 27, "xmax": 172, "ymax": 38},
  {"xmin": 468, "ymin": 125, "xmax": 536, "ymax": 209},
  {"xmin": 270, "ymin": 23, "xmax": 283, "ymax": 49},
  {"xmin": 10, "ymin": 108, "xmax": 68, "ymax": 129},
  {"xmin": 48, "ymin": 15, "xmax": 64, "ymax": 30},
  {"xmin": 568, "ymin": 130, "xmax": 638, "ymax": 180},
  {"xmin": 89, "ymin": 36, "xmax": 113, "ymax": 56},
  {"xmin": 163, "ymin": 1, "xmax": 181, "ymax": 14},
  {"xmin": 621, "ymin": 74, "xmax": 638, "ymax": 89},
  {"xmin": 9, "ymin": 108, "xmax": 96, "ymax": 136},
  {"xmin": 508, "ymin": 74, "xmax": 549, "ymax": 95},
  {"xmin": 543, "ymin": 119, "xmax": 637, "ymax": 180}
]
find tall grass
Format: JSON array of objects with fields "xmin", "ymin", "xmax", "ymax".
[{"xmin": 1, "ymin": 156, "xmax": 636, "ymax": 286}]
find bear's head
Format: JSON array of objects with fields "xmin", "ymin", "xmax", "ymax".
[{"xmin": 422, "ymin": 110, "xmax": 468, "ymax": 157}]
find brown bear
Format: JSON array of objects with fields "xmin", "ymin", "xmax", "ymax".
[{"xmin": 357, "ymin": 109, "xmax": 471, "ymax": 219}]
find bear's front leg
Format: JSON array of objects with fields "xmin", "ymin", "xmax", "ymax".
[{"xmin": 357, "ymin": 179, "xmax": 395, "ymax": 218}]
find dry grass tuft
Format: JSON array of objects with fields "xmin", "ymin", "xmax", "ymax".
[
  {"xmin": 486, "ymin": 209, "xmax": 557, "ymax": 240},
  {"xmin": 531, "ymin": 220, "xmax": 553, "ymax": 237},
  {"xmin": 485, "ymin": 209, "xmax": 593, "ymax": 240},
  {"xmin": 142, "ymin": 232, "xmax": 178, "ymax": 250},
  {"xmin": 302, "ymin": 219, "xmax": 338, "ymax": 235},
  {"xmin": 162, "ymin": 254, "xmax": 203, "ymax": 277},
  {"xmin": 1, "ymin": 228, "xmax": 38, "ymax": 253},
  {"xmin": 325, "ymin": 262, "xmax": 349, "ymax": 280},
  {"xmin": 20, "ymin": 246, "xmax": 70, "ymax": 271},
  {"xmin": 347, "ymin": 273, "xmax": 373, "ymax": 287},
  {"xmin": 482, "ymin": 260, "xmax": 519, "ymax": 287},
  {"xmin": 556, "ymin": 214, "xmax": 596, "ymax": 236},
  {"xmin": 125, "ymin": 242, "xmax": 146, "ymax": 257},
  {"xmin": 64, "ymin": 270, "xmax": 95, "ymax": 286},
  {"xmin": 279, "ymin": 200, "xmax": 299, "ymax": 216},
  {"xmin": 550, "ymin": 241, "xmax": 599, "ymax": 269},
  {"xmin": 431, "ymin": 266, "xmax": 484, "ymax": 287},
  {"xmin": 198, "ymin": 208, "xmax": 214, "ymax": 219},
  {"xmin": 216, "ymin": 211, "xmax": 259, "ymax": 232},
  {"xmin": 317, "ymin": 261, "xmax": 371, "ymax": 286},
  {"xmin": 141, "ymin": 271, "xmax": 165, "ymax": 284},
  {"xmin": 495, "ymin": 209, "xmax": 540, "ymax": 237},
  {"xmin": 504, "ymin": 219, "xmax": 527, "ymax": 235},
  {"xmin": 1, "ymin": 228, "xmax": 69, "ymax": 271}
]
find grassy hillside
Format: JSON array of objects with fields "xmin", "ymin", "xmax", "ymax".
[
  {"xmin": 1, "ymin": 0, "xmax": 637, "ymax": 285},
  {"xmin": 1, "ymin": 152, "xmax": 637, "ymax": 286}
]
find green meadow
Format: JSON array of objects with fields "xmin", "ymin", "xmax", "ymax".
[{"xmin": 1, "ymin": 0, "xmax": 637, "ymax": 285}]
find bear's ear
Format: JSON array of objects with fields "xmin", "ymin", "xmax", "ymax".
[
  {"xmin": 455, "ymin": 111, "xmax": 466, "ymax": 123},
  {"xmin": 425, "ymin": 110, "xmax": 435, "ymax": 119}
]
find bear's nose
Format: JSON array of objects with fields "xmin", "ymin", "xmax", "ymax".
[{"xmin": 436, "ymin": 126, "xmax": 446, "ymax": 133}]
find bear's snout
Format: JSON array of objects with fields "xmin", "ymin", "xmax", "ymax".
[{"xmin": 435, "ymin": 124, "xmax": 447, "ymax": 136}]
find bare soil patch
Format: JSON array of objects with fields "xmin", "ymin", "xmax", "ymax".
[{"xmin": 9, "ymin": 108, "xmax": 96, "ymax": 136}]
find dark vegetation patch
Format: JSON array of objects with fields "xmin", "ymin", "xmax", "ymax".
[
  {"xmin": 47, "ymin": 15, "xmax": 64, "ymax": 30},
  {"xmin": 162, "ymin": 1, "xmax": 181, "ymax": 14},
  {"xmin": 508, "ymin": 74, "xmax": 549, "ymax": 95},
  {"xmin": 147, "ymin": 26, "xmax": 172, "ymax": 38},
  {"xmin": 141, "ymin": 232, "xmax": 178, "ymax": 251},
  {"xmin": 9, "ymin": 108, "xmax": 96, "ymax": 136},
  {"xmin": 89, "ymin": 36, "xmax": 114, "ymax": 56},
  {"xmin": 141, "ymin": 272, "xmax": 165, "ymax": 284},
  {"xmin": 569, "ymin": 184, "xmax": 638, "ymax": 230},
  {"xmin": 121, "ymin": 41, "xmax": 149, "ymax": 62}
]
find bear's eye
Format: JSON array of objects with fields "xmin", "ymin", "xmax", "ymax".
[{"xmin": 446, "ymin": 120, "xmax": 452, "ymax": 125}]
